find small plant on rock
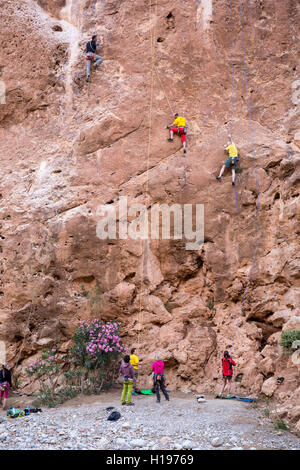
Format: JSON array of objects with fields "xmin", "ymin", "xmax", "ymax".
[
  {"xmin": 80, "ymin": 285, "xmax": 89, "ymax": 297},
  {"xmin": 280, "ymin": 330, "xmax": 300, "ymax": 353},
  {"xmin": 206, "ymin": 300, "xmax": 216, "ymax": 312},
  {"xmin": 274, "ymin": 419, "xmax": 289, "ymax": 431}
]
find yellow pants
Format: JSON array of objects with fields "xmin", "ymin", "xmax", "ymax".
[{"xmin": 121, "ymin": 381, "xmax": 133, "ymax": 404}]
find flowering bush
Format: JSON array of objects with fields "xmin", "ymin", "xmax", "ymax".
[
  {"xmin": 71, "ymin": 319, "xmax": 126, "ymax": 365},
  {"xmin": 25, "ymin": 348, "xmax": 61, "ymax": 404},
  {"xmin": 25, "ymin": 320, "xmax": 126, "ymax": 406},
  {"xmin": 26, "ymin": 348, "xmax": 59, "ymax": 378},
  {"xmin": 66, "ymin": 320, "xmax": 126, "ymax": 393}
]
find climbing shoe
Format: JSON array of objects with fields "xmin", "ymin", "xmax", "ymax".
[
  {"xmin": 183, "ymin": 149, "xmax": 186, "ymax": 154},
  {"xmin": 126, "ymin": 402, "xmax": 135, "ymax": 406},
  {"xmin": 86, "ymin": 75, "xmax": 90, "ymax": 82},
  {"xmin": 168, "ymin": 138, "xmax": 173, "ymax": 142},
  {"xmin": 121, "ymin": 402, "xmax": 126, "ymax": 405},
  {"xmin": 232, "ymin": 181, "xmax": 235, "ymax": 186},
  {"xmin": 216, "ymin": 176, "xmax": 221, "ymax": 181}
]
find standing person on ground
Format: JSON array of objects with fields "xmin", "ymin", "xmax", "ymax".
[
  {"xmin": 219, "ymin": 350, "xmax": 236, "ymax": 398},
  {"xmin": 152, "ymin": 353, "xmax": 169, "ymax": 403},
  {"xmin": 119, "ymin": 355, "xmax": 135, "ymax": 406},
  {"xmin": 86, "ymin": 34, "xmax": 104, "ymax": 82},
  {"xmin": 166, "ymin": 113, "xmax": 188, "ymax": 154},
  {"xmin": 216, "ymin": 139, "xmax": 239, "ymax": 185},
  {"xmin": 0, "ymin": 364, "xmax": 12, "ymax": 410},
  {"xmin": 130, "ymin": 348, "xmax": 139, "ymax": 393}
]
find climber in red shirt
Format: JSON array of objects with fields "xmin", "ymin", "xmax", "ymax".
[{"xmin": 218, "ymin": 350, "xmax": 236, "ymax": 398}]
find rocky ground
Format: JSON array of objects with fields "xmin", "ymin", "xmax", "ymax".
[
  {"xmin": 0, "ymin": 390, "xmax": 299, "ymax": 450},
  {"xmin": 0, "ymin": 0, "xmax": 299, "ymax": 431}
]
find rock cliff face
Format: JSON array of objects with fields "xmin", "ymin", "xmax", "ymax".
[{"xmin": 0, "ymin": 0, "xmax": 299, "ymax": 429}]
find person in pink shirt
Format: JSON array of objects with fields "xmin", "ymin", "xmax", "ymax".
[{"xmin": 152, "ymin": 353, "xmax": 169, "ymax": 403}]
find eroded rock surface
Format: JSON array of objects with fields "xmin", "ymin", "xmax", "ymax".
[{"xmin": 0, "ymin": 0, "xmax": 299, "ymax": 429}]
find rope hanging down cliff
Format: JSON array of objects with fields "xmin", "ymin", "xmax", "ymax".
[
  {"xmin": 229, "ymin": 0, "xmax": 262, "ymax": 351},
  {"xmin": 137, "ymin": 0, "xmax": 158, "ymax": 352}
]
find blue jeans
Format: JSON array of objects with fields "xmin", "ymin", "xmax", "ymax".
[{"xmin": 86, "ymin": 53, "xmax": 103, "ymax": 77}]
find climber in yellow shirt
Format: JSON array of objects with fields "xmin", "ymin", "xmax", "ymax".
[
  {"xmin": 130, "ymin": 348, "xmax": 139, "ymax": 392},
  {"xmin": 216, "ymin": 139, "xmax": 239, "ymax": 186},
  {"xmin": 166, "ymin": 113, "xmax": 187, "ymax": 154}
]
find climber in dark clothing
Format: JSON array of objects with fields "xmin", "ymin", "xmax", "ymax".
[
  {"xmin": 0, "ymin": 364, "xmax": 12, "ymax": 410},
  {"xmin": 152, "ymin": 354, "xmax": 170, "ymax": 403},
  {"xmin": 86, "ymin": 34, "xmax": 103, "ymax": 81}
]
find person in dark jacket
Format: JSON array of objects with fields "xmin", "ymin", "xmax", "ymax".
[
  {"xmin": 119, "ymin": 355, "xmax": 135, "ymax": 406},
  {"xmin": 0, "ymin": 364, "xmax": 12, "ymax": 410},
  {"xmin": 86, "ymin": 34, "xmax": 104, "ymax": 81},
  {"xmin": 218, "ymin": 351, "xmax": 236, "ymax": 398},
  {"xmin": 152, "ymin": 353, "xmax": 169, "ymax": 403}
]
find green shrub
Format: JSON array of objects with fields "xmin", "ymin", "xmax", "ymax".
[
  {"xmin": 25, "ymin": 348, "xmax": 60, "ymax": 403},
  {"xmin": 274, "ymin": 419, "xmax": 289, "ymax": 431},
  {"xmin": 80, "ymin": 285, "xmax": 89, "ymax": 297},
  {"xmin": 280, "ymin": 330, "xmax": 300, "ymax": 353},
  {"xmin": 206, "ymin": 300, "xmax": 216, "ymax": 312}
]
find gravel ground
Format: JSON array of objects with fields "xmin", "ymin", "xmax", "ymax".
[{"xmin": 0, "ymin": 390, "xmax": 299, "ymax": 450}]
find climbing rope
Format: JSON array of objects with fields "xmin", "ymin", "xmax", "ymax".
[
  {"xmin": 229, "ymin": 0, "xmax": 262, "ymax": 351},
  {"xmin": 137, "ymin": 0, "xmax": 158, "ymax": 353},
  {"xmin": 14, "ymin": 207, "xmax": 61, "ymax": 370},
  {"xmin": 229, "ymin": 0, "xmax": 239, "ymax": 214}
]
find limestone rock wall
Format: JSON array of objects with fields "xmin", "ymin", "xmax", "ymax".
[{"xmin": 0, "ymin": 0, "xmax": 299, "ymax": 429}]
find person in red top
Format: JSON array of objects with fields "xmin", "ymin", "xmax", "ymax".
[
  {"xmin": 152, "ymin": 354, "xmax": 170, "ymax": 403},
  {"xmin": 219, "ymin": 350, "xmax": 236, "ymax": 398}
]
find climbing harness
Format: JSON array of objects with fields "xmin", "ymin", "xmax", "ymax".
[
  {"xmin": 229, "ymin": 0, "xmax": 262, "ymax": 351},
  {"xmin": 86, "ymin": 52, "xmax": 96, "ymax": 61}
]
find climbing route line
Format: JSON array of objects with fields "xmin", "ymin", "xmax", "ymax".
[
  {"xmin": 15, "ymin": 302, "xmax": 35, "ymax": 368},
  {"xmin": 230, "ymin": 0, "xmax": 262, "ymax": 350},
  {"xmin": 137, "ymin": 0, "xmax": 158, "ymax": 351},
  {"xmin": 229, "ymin": 0, "xmax": 240, "ymax": 214},
  {"xmin": 154, "ymin": 64, "xmax": 174, "ymax": 115}
]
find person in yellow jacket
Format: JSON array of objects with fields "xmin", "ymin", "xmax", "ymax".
[
  {"xmin": 216, "ymin": 139, "xmax": 239, "ymax": 186},
  {"xmin": 130, "ymin": 348, "xmax": 139, "ymax": 392},
  {"xmin": 166, "ymin": 113, "xmax": 187, "ymax": 154}
]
